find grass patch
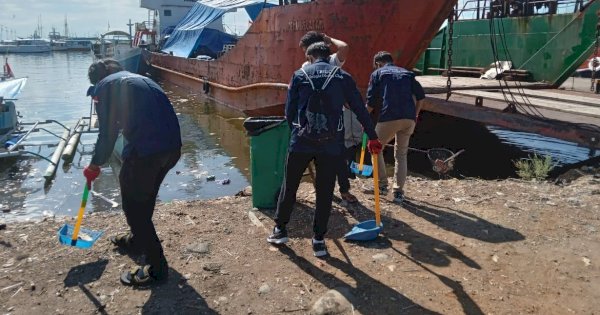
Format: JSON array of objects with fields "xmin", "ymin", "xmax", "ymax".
[{"xmin": 513, "ymin": 153, "xmax": 555, "ymax": 180}]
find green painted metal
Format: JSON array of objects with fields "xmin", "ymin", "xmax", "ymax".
[{"xmin": 417, "ymin": 0, "xmax": 600, "ymax": 87}]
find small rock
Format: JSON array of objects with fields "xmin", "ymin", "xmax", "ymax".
[
  {"xmin": 175, "ymin": 171, "xmax": 181, "ymax": 175},
  {"xmin": 202, "ymin": 262, "xmax": 222, "ymax": 273},
  {"xmin": 218, "ymin": 296, "xmax": 228, "ymax": 303},
  {"xmin": 492, "ymin": 254, "xmax": 499, "ymax": 263},
  {"xmin": 258, "ymin": 283, "xmax": 271, "ymax": 295},
  {"xmin": 219, "ymin": 179, "xmax": 231, "ymax": 185},
  {"xmin": 566, "ymin": 197, "xmax": 582, "ymax": 207},
  {"xmin": 372, "ymin": 253, "xmax": 389, "ymax": 261},
  {"xmin": 206, "ymin": 175, "xmax": 216, "ymax": 181},
  {"xmin": 582, "ymin": 257, "xmax": 591, "ymax": 266},
  {"xmin": 387, "ymin": 265, "xmax": 396, "ymax": 272},
  {"xmin": 183, "ymin": 273, "xmax": 192, "ymax": 280},
  {"xmin": 0, "ymin": 223, "xmax": 6, "ymax": 230},
  {"xmin": 310, "ymin": 287, "xmax": 354, "ymax": 315},
  {"xmin": 186, "ymin": 242, "xmax": 210, "ymax": 255}
]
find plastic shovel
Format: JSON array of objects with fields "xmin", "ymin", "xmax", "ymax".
[
  {"xmin": 350, "ymin": 133, "xmax": 373, "ymax": 176},
  {"xmin": 58, "ymin": 181, "xmax": 103, "ymax": 249},
  {"xmin": 345, "ymin": 154, "xmax": 382, "ymax": 241}
]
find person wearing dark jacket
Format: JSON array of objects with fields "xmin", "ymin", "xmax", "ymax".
[
  {"xmin": 267, "ymin": 42, "xmax": 382, "ymax": 257},
  {"xmin": 83, "ymin": 59, "xmax": 182, "ymax": 286},
  {"xmin": 366, "ymin": 51, "xmax": 425, "ymax": 204}
]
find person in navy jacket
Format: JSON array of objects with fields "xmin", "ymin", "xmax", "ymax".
[
  {"xmin": 84, "ymin": 59, "xmax": 182, "ymax": 286},
  {"xmin": 366, "ymin": 51, "xmax": 425, "ymax": 204},
  {"xmin": 267, "ymin": 42, "xmax": 382, "ymax": 257}
]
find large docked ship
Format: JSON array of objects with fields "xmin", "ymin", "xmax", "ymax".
[
  {"xmin": 416, "ymin": 0, "xmax": 600, "ymax": 87},
  {"xmin": 143, "ymin": 0, "xmax": 458, "ymax": 116}
]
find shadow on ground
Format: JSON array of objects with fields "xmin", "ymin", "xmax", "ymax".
[
  {"xmin": 403, "ymin": 200, "xmax": 525, "ymax": 243},
  {"xmin": 139, "ymin": 268, "xmax": 217, "ymax": 314},
  {"xmin": 279, "ymin": 246, "xmax": 442, "ymax": 314}
]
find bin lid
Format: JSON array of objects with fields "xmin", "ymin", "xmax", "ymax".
[{"xmin": 243, "ymin": 116, "xmax": 287, "ymax": 136}]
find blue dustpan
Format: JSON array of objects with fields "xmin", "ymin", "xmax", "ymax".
[
  {"xmin": 345, "ymin": 154, "xmax": 383, "ymax": 242},
  {"xmin": 58, "ymin": 224, "xmax": 103, "ymax": 249},
  {"xmin": 350, "ymin": 161, "xmax": 373, "ymax": 177},
  {"xmin": 344, "ymin": 220, "xmax": 383, "ymax": 241},
  {"xmin": 57, "ymin": 181, "xmax": 103, "ymax": 249}
]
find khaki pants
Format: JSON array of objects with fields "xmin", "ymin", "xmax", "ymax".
[{"xmin": 373, "ymin": 119, "xmax": 416, "ymax": 192}]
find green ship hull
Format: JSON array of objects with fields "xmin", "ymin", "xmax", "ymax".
[{"xmin": 417, "ymin": 0, "xmax": 600, "ymax": 87}]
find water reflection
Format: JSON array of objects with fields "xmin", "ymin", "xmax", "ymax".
[{"xmin": 1, "ymin": 53, "xmax": 250, "ymax": 223}]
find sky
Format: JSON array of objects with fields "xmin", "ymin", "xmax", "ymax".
[{"xmin": 0, "ymin": 0, "xmax": 148, "ymax": 39}]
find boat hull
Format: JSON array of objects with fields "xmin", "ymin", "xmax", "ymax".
[
  {"xmin": 0, "ymin": 45, "xmax": 51, "ymax": 53},
  {"xmin": 115, "ymin": 47, "xmax": 142, "ymax": 74},
  {"xmin": 149, "ymin": 0, "xmax": 457, "ymax": 116}
]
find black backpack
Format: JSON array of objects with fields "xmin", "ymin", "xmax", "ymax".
[{"xmin": 296, "ymin": 66, "xmax": 342, "ymax": 144}]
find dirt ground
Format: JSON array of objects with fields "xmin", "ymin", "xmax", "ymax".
[{"xmin": 1, "ymin": 172, "xmax": 599, "ymax": 314}]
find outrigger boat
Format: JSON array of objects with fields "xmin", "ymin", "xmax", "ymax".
[{"xmin": 0, "ymin": 58, "xmax": 89, "ymax": 180}]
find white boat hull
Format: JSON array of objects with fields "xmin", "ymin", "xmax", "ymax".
[{"xmin": 0, "ymin": 45, "xmax": 51, "ymax": 53}]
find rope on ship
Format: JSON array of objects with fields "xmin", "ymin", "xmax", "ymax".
[
  {"xmin": 487, "ymin": 1, "xmax": 544, "ymax": 119},
  {"xmin": 484, "ymin": 0, "xmax": 600, "ymax": 136},
  {"xmin": 152, "ymin": 65, "xmax": 289, "ymax": 92}
]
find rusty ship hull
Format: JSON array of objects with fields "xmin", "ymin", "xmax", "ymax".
[{"xmin": 148, "ymin": 0, "xmax": 457, "ymax": 116}]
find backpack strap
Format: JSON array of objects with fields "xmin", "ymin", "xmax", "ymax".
[
  {"xmin": 321, "ymin": 67, "xmax": 339, "ymax": 90},
  {"xmin": 300, "ymin": 68, "xmax": 315, "ymax": 90},
  {"xmin": 300, "ymin": 66, "xmax": 340, "ymax": 91}
]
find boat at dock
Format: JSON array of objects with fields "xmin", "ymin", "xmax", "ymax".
[
  {"xmin": 64, "ymin": 38, "xmax": 95, "ymax": 51},
  {"xmin": 144, "ymin": 0, "xmax": 458, "ymax": 116},
  {"xmin": 93, "ymin": 31, "xmax": 142, "ymax": 73},
  {"xmin": 0, "ymin": 39, "xmax": 51, "ymax": 54},
  {"xmin": 94, "ymin": 25, "xmax": 157, "ymax": 74},
  {"xmin": 416, "ymin": 0, "xmax": 600, "ymax": 87}
]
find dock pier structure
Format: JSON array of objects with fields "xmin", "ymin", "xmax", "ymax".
[{"xmin": 420, "ymin": 76, "xmax": 600, "ymax": 151}]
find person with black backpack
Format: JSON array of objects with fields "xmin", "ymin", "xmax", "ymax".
[{"xmin": 267, "ymin": 42, "xmax": 382, "ymax": 257}]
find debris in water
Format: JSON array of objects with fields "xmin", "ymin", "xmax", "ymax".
[
  {"xmin": 206, "ymin": 175, "xmax": 216, "ymax": 181},
  {"xmin": 219, "ymin": 179, "xmax": 231, "ymax": 185}
]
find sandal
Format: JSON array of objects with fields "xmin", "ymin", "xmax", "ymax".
[
  {"xmin": 120, "ymin": 265, "xmax": 165, "ymax": 286},
  {"xmin": 341, "ymin": 192, "xmax": 358, "ymax": 204}
]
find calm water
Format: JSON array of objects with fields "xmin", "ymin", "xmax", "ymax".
[{"xmin": 0, "ymin": 52, "xmax": 250, "ymax": 223}]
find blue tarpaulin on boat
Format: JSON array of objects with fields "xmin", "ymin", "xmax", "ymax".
[{"xmin": 161, "ymin": 0, "xmax": 274, "ymax": 58}]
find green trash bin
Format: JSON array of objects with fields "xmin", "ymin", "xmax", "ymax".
[{"xmin": 243, "ymin": 117, "xmax": 290, "ymax": 209}]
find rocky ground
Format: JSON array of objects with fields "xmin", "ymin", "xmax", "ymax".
[{"xmin": 1, "ymin": 171, "xmax": 599, "ymax": 314}]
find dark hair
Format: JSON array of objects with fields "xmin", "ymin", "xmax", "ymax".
[
  {"xmin": 306, "ymin": 42, "xmax": 331, "ymax": 59},
  {"xmin": 373, "ymin": 51, "xmax": 394, "ymax": 67},
  {"xmin": 299, "ymin": 31, "xmax": 325, "ymax": 49},
  {"xmin": 88, "ymin": 59, "xmax": 124, "ymax": 84}
]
